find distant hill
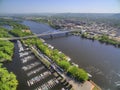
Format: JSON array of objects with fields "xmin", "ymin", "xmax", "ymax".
[
  {"xmin": 1, "ymin": 13, "xmax": 120, "ymax": 20},
  {"xmin": 49, "ymin": 13, "xmax": 117, "ymax": 20}
]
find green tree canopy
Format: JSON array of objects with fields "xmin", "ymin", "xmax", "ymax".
[{"xmin": 0, "ymin": 64, "xmax": 18, "ymax": 90}]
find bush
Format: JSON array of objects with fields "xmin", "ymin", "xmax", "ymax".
[{"xmin": 0, "ymin": 40, "xmax": 14, "ymax": 62}]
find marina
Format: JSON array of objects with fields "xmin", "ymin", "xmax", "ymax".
[
  {"xmin": 21, "ymin": 55, "xmax": 35, "ymax": 63},
  {"xmin": 4, "ymin": 39, "xmax": 71, "ymax": 90},
  {"xmin": 27, "ymin": 66, "xmax": 45, "ymax": 77},
  {"xmin": 22, "ymin": 20, "xmax": 120, "ymax": 90}
]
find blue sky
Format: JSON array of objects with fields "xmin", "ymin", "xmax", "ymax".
[{"xmin": 0, "ymin": 0, "xmax": 120, "ymax": 14}]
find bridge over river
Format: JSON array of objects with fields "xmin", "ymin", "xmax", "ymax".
[{"xmin": 0, "ymin": 29, "xmax": 80, "ymax": 41}]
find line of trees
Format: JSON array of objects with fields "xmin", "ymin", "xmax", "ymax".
[
  {"xmin": 9, "ymin": 29, "xmax": 32, "ymax": 37},
  {"xmin": 0, "ymin": 40, "xmax": 14, "ymax": 62},
  {"xmin": 0, "ymin": 18, "xmax": 32, "ymax": 37},
  {"xmin": 0, "ymin": 18, "xmax": 29, "ymax": 29},
  {"xmin": 23, "ymin": 38, "xmax": 88, "ymax": 82},
  {"xmin": 0, "ymin": 26, "xmax": 18, "ymax": 90},
  {"xmin": 0, "ymin": 27, "xmax": 11, "ymax": 38},
  {"xmin": 78, "ymin": 31, "xmax": 120, "ymax": 47},
  {"xmin": 0, "ymin": 27, "xmax": 14, "ymax": 62},
  {"xmin": 99, "ymin": 34, "xmax": 120, "ymax": 46}
]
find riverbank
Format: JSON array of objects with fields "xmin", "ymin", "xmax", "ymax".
[
  {"xmin": 22, "ymin": 37, "xmax": 101, "ymax": 90},
  {"xmin": 29, "ymin": 19, "xmax": 120, "ymax": 48},
  {"xmin": 32, "ymin": 18, "xmax": 120, "ymax": 47},
  {"xmin": 21, "ymin": 20, "xmax": 120, "ymax": 89},
  {"xmin": 31, "ymin": 19, "xmax": 61, "ymax": 30},
  {"xmin": 72, "ymin": 31, "xmax": 120, "ymax": 48},
  {"xmin": 0, "ymin": 26, "xmax": 18, "ymax": 90},
  {"xmin": 0, "ymin": 18, "xmax": 103, "ymax": 90},
  {"xmin": 23, "ymin": 38, "xmax": 89, "ymax": 81}
]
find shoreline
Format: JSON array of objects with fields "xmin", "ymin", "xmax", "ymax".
[{"xmin": 22, "ymin": 37, "xmax": 102, "ymax": 90}]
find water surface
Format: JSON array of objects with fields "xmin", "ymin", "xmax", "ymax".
[{"xmin": 22, "ymin": 20, "xmax": 120, "ymax": 90}]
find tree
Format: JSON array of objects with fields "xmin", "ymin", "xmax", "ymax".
[
  {"xmin": 68, "ymin": 66, "xmax": 78, "ymax": 77},
  {"xmin": 0, "ymin": 64, "xmax": 18, "ymax": 90},
  {"xmin": 75, "ymin": 69, "xmax": 88, "ymax": 81},
  {"xmin": 58, "ymin": 60, "xmax": 70, "ymax": 71},
  {"xmin": 24, "ymin": 38, "xmax": 89, "ymax": 82},
  {"xmin": 68, "ymin": 66, "xmax": 88, "ymax": 81},
  {"xmin": 0, "ymin": 40, "xmax": 14, "ymax": 62}
]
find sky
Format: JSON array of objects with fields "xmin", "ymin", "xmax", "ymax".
[{"xmin": 0, "ymin": 0, "xmax": 120, "ymax": 14}]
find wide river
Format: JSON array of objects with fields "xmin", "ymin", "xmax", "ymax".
[{"xmin": 22, "ymin": 20, "xmax": 120, "ymax": 90}]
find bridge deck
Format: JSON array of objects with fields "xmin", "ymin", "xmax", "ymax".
[{"xmin": 0, "ymin": 30, "xmax": 80, "ymax": 40}]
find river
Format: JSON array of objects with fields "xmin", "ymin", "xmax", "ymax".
[
  {"xmin": 4, "ymin": 41, "xmax": 64, "ymax": 90},
  {"xmin": 22, "ymin": 20, "xmax": 120, "ymax": 90}
]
